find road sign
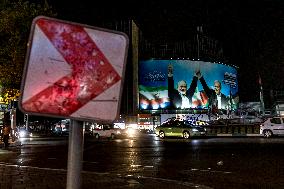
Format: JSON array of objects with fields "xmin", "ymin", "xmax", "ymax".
[{"xmin": 19, "ymin": 16, "xmax": 128, "ymax": 122}]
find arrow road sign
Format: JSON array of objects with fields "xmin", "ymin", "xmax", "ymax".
[{"xmin": 19, "ymin": 16, "xmax": 128, "ymax": 122}]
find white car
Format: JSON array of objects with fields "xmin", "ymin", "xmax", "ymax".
[
  {"xmin": 92, "ymin": 125, "xmax": 124, "ymax": 139},
  {"xmin": 260, "ymin": 117, "xmax": 284, "ymax": 138}
]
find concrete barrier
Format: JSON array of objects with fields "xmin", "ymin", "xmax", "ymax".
[{"xmin": 204, "ymin": 124, "xmax": 261, "ymax": 137}]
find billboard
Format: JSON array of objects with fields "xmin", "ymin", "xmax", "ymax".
[{"xmin": 139, "ymin": 60, "xmax": 239, "ymax": 111}]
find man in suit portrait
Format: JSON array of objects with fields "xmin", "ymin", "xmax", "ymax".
[
  {"xmin": 195, "ymin": 70, "xmax": 229, "ymax": 113},
  {"xmin": 168, "ymin": 64, "xmax": 198, "ymax": 109}
]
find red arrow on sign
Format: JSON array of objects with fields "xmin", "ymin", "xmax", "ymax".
[{"xmin": 20, "ymin": 17, "xmax": 128, "ymax": 120}]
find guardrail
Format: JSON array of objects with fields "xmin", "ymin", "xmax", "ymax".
[{"xmin": 203, "ymin": 124, "xmax": 261, "ymax": 136}]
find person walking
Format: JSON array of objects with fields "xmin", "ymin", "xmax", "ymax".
[{"xmin": 2, "ymin": 125, "xmax": 10, "ymax": 149}]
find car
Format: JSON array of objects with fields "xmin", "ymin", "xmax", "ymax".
[
  {"xmin": 17, "ymin": 128, "xmax": 33, "ymax": 138},
  {"xmin": 260, "ymin": 116, "xmax": 284, "ymax": 138},
  {"xmin": 92, "ymin": 124, "xmax": 126, "ymax": 139},
  {"xmin": 155, "ymin": 120, "xmax": 206, "ymax": 139}
]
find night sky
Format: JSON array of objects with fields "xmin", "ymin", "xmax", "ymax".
[{"xmin": 42, "ymin": 0, "xmax": 284, "ymax": 104}]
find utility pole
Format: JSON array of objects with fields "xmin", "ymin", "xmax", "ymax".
[
  {"xmin": 258, "ymin": 74, "xmax": 265, "ymax": 116},
  {"xmin": 260, "ymin": 84, "xmax": 265, "ymax": 116}
]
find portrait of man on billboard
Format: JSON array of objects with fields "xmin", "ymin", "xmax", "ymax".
[
  {"xmin": 195, "ymin": 69, "xmax": 230, "ymax": 113},
  {"xmin": 167, "ymin": 64, "xmax": 199, "ymax": 109}
]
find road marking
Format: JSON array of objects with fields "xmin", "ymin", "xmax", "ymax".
[
  {"xmin": 0, "ymin": 162, "xmax": 213, "ymax": 188},
  {"xmin": 144, "ymin": 165, "xmax": 154, "ymax": 168},
  {"xmin": 138, "ymin": 176, "xmax": 213, "ymax": 189},
  {"xmin": 0, "ymin": 150, "xmax": 17, "ymax": 154},
  {"xmin": 183, "ymin": 168, "xmax": 232, "ymax": 175}
]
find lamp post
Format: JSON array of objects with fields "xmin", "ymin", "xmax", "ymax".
[
  {"xmin": 197, "ymin": 26, "xmax": 203, "ymax": 60},
  {"xmin": 223, "ymin": 72, "xmax": 237, "ymax": 116}
]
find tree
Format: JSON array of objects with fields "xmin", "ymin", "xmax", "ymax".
[{"xmin": 0, "ymin": 0, "xmax": 56, "ymax": 93}]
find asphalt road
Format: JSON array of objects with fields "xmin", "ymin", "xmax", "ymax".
[{"xmin": 1, "ymin": 134, "xmax": 284, "ymax": 189}]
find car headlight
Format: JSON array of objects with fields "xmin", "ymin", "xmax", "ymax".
[
  {"xmin": 19, "ymin": 131, "xmax": 26, "ymax": 138},
  {"xmin": 192, "ymin": 128, "xmax": 198, "ymax": 132},
  {"xmin": 126, "ymin": 128, "xmax": 136, "ymax": 136}
]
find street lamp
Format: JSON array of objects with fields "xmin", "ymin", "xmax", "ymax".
[
  {"xmin": 196, "ymin": 26, "xmax": 203, "ymax": 60},
  {"xmin": 223, "ymin": 72, "xmax": 237, "ymax": 113}
]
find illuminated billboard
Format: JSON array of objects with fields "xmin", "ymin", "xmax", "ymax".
[{"xmin": 139, "ymin": 60, "xmax": 239, "ymax": 111}]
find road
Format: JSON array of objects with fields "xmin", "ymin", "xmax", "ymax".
[{"xmin": 1, "ymin": 134, "xmax": 284, "ymax": 189}]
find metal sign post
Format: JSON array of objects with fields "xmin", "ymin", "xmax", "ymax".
[
  {"xmin": 66, "ymin": 120, "xmax": 84, "ymax": 189},
  {"xmin": 25, "ymin": 114, "xmax": 29, "ymax": 130}
]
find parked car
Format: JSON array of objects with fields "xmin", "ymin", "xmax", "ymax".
[
  {"xmin": 92, "ymin": 124, "xmax": 125, "ymax": 139},
  {"xmin": 155, "ymin": 120, "xmax": 206, "ymax": 139},
  {"xmin": 260, "ymin": 116, "xmax": 284, "ymax": 138}
]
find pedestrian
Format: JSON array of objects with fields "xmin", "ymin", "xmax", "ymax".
[{"xmin": 2, "ymin": 125, "xmax": 10, "ymax": 149}]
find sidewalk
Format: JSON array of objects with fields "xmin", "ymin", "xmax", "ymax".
[{"xmin": 0, "ymin": 139, "xmax": 20, "ymax": 149}]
